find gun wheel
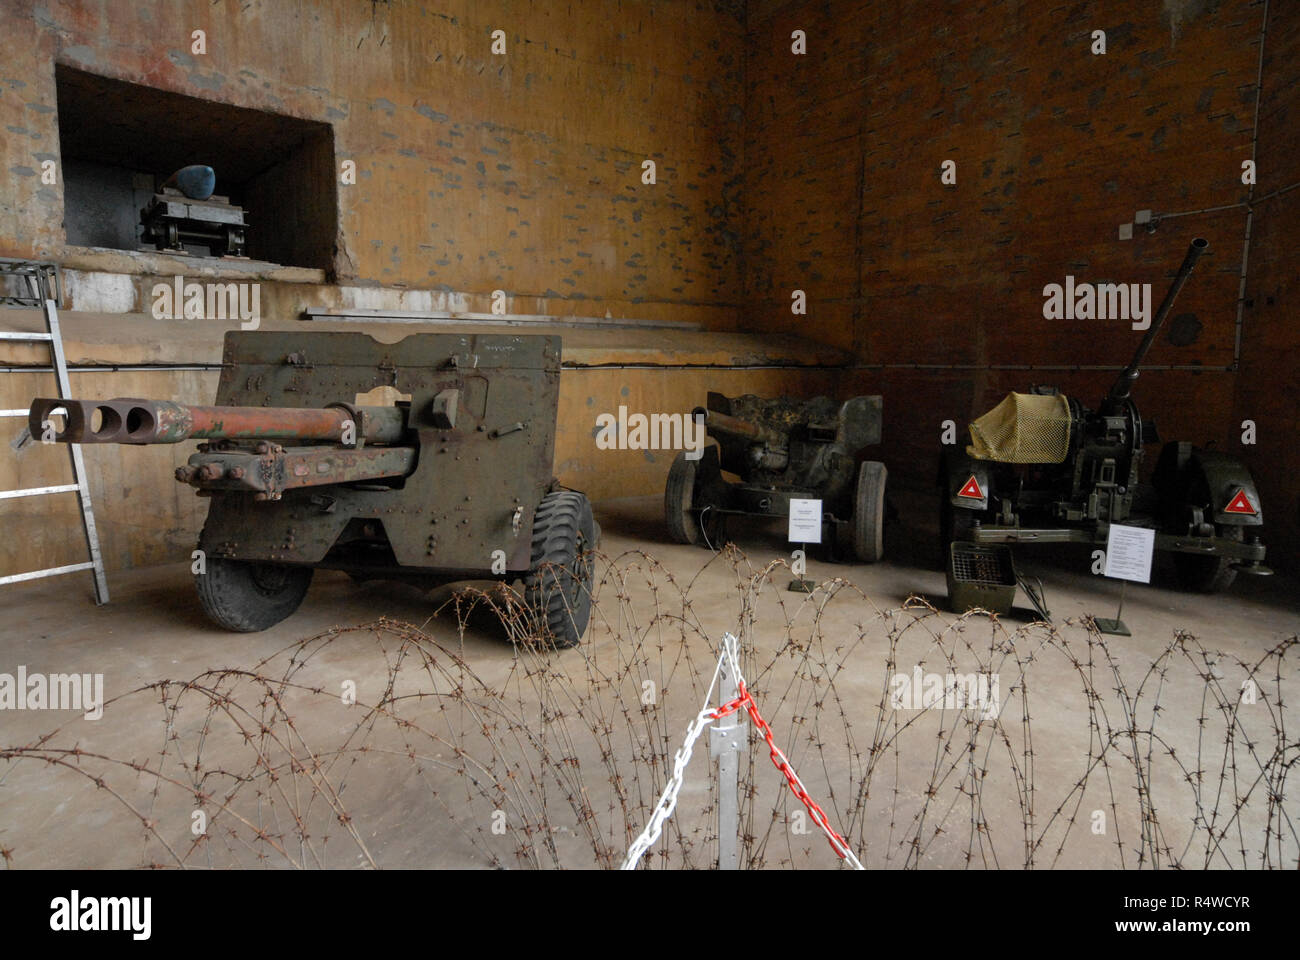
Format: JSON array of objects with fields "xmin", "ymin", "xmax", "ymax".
[
  {"xmin": 665, "ymin": 451, "xmax": 703, "ymax": 544},
  {"xmin": 665, "ymin": 450, "xmax": 727, "ymax": 549},
  {"xmin": 525, "ymin": 491, "xmax": 596, "ymax": 649},
  {"xmin": 194, "ymin": 557, "xmax": 313, "ymax": 632},
  {"xmin": 852, "ymin": 460, "xmax": 887, "ymax": 563}
]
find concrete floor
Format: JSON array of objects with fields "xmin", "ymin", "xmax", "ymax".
[{"xmin": 0, "ymin": 490, "xmax": 1295, "ymax": 869}]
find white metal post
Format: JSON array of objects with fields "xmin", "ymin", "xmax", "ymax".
[{"xmin": 710, "ymin": 641, "xmax": 747, "ymax": 869}]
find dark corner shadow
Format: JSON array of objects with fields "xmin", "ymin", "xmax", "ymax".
[
  {"xmin": 416, "ymin": 579, "xmax": 520, "ymax": 649},
  {"xmin": 592, "ymin": 498, "xmax": 671, "ymax": 544}
]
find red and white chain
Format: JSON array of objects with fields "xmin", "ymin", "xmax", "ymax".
[
  {"xmin": 620, "ymin": 638, "xmax": 731, "ymax": 869},
  {"xmin": 622, "ymin": 634, "xmax": 863, "ymax": 870}
]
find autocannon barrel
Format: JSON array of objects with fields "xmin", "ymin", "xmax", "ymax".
[
  {"xmin": 1106, "ymin": 237, "xmax": 1208, "ymax": 408},
  {"xmin": 28, "ymin": 398, "xmax": 407, "ymax": 445},
  {"xmin": 691, "ymin": 406, "xmax": 787, "ymax": 448}
]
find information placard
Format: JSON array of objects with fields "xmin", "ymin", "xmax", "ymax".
[
  {"xmin": 1103, "ymin": 523, "xmax": 1155, "ymax": 584},
  {"xmin": 787, "ymin": 498, "xmax": 823, "ymax": 544}
]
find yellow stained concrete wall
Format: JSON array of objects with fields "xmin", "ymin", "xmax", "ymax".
[{"xmin": 1, "ymin": 0, "xmax": 746, "ymax": 324}]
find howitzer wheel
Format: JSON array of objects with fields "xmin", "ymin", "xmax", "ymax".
[
  {"xmin": 194, "ymin": 557, "xmax": 313, "ymax": 632},
  {"xmin": 852, "ymin": 460, "xmax": 887, "ymax": 563},
  {"xmin": 665, "ymin": 450, "xmax": 726, "ymax": 548},
  {"xmin": 665, "ymin": 451, "xmax": 701, "ymax": 545},
  {"xmin": 525, "ymin": 491, "xmax": 596, "ymax": 649}
]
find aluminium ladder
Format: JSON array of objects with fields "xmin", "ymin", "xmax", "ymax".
[{"xmin": 0, "ymin": 258, "xmax": 109, "ymax": 603}]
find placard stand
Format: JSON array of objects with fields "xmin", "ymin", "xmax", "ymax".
[
  {"xmin": 1093, "ymin": 579, "xmax": 1130, "ymax": 636},
  {"xmin": 788, "ymin": 541, "xmax": 814, "ymax": 593},
  {"xmin": 1095, "ymin": 523, "xmax": 1153, "ymax": 637},
  {"xmin": 787, "ymin": 498, "xmax": 822, "ymax": 593}
]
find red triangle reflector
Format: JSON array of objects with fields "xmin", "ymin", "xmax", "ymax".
[
  {"xmin": 1224, "ymin": 489, "xmax": 1256, "ymax": 515},
  {"xmin": 958, "ymin": 475, "xmax": 984, "ymax": 499}
]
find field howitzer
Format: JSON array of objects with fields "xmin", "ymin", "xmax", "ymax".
[
  {"xmin": 666, "ymin": 391, "xmax": 889, "ymax": 563},
  {"xmin": 31, "ymin": 396, "xmax": 416, "ymax": 501},
  {"xmin": 29, "ymin": 331, "xmax": 598, "ymax": 645},
  {"xmin": 691, "ymin": 405, "xmax": 792, "ymax": 472}
]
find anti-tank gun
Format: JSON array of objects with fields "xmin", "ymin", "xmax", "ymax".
[{"xmin": 940, "ymin": 238, "xmax": 1269, "ymax": 610}]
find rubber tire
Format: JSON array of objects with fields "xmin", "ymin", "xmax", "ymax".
[
  {"xmin": 664, "ymin": 450, "xmax": 728, "ymax": 549},
  {"xmin": 524, "ymin": 491, "xmax": 596, "ymax": 649},
  {"xmin": 852, "ymin": 461, "xmax": 887, "ymax": 562},
  {"xmin": 665, "ymin": 451, "xmax": 701, "ymax": 544},
  {"xmin": 195, "ymin": 557, "xmax": 314, "ymax": 632},
  {"xmin": 1174, "ymin": 524, "xmax": 1242, "ymax": 594}
]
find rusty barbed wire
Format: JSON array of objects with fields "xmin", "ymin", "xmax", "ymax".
[{"xmin": 0, "ymin": 546, "xmax": 1295, "ymax": 869}]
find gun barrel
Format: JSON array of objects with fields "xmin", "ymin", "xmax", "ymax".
[
  {"xmin": 28, "ymin": 398, "xmax": 407, "ymax": 445},
  {"xmin": 691, "ymin": 406, "xmax": 786, "ymax": 447},
  {"xmin": 1107, "ymin": 237, "xmax": 1208, "ymax": 406}
]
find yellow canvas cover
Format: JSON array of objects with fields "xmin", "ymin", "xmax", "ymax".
[{"xmin": 967, "ymin": 392, "xmax": 1072, "ymax": 464}]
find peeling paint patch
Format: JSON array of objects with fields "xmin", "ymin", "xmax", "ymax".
[
  {"xmin": 188, "ymin": 71, "xmax": 226, "ymax": 91},
  {"xmin": 64, "ymin": 270, "xmax": 137, "ymax": 313},
  {"xmin": 1163, "ymin": 0, "xmax": 1219, "ymax": 46},
  {"xmin": 337, "ymin": 285, "xmax": 470, "ymax": 314},
  {"xmin": 415, "ymin": 104, "xmax": 449, "ymax": 123}
]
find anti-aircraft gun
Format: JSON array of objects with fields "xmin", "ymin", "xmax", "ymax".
[
  {"xmin": 940, "ymin": 238, "xmax": 1270, "ymax": 603},
  {"xmin": 30, "ymin": 331, "xmax": 597, "ymax": 646},
  {"xmin": 665, "ymin": 391, "xmax": 888, "ymax": 562}
]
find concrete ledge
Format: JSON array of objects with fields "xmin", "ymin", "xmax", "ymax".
[
  {"xmin": 0, "ymin": 308, "xmax": 852, "ymax": 370},
  {"xmin": 59, "ymin": 246, "xmax": 327, "ymax": 284}
]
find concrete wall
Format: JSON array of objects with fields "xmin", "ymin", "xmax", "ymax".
[
  {"xmin": 2, "ymin": 0, "xmax": 746, "ymax": 325},
  {"xmin": 1231, "ymin": 1, "xmax": 1300, "ymax": 565},
  {"xmin": 741, "ymin": 0, "xmax": 1299, "ymax": 563}
]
